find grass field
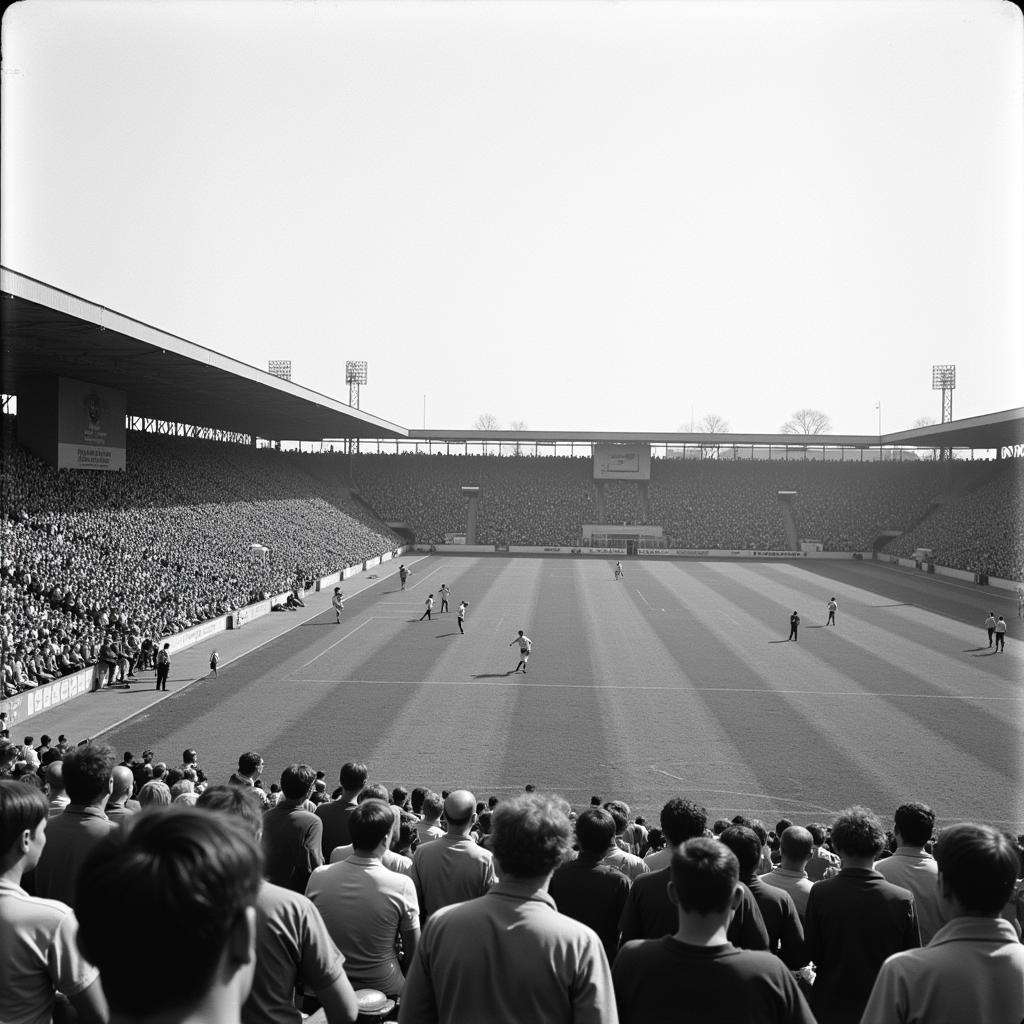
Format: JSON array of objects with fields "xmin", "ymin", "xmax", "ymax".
[{"xmin": 104, "ymin": 556, "xmax": 1023, "ymax": 830}]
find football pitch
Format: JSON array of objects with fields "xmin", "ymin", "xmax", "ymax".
[{"xmin": 104, "ymin": 556, "xmax": 1024, "ymax": 830}]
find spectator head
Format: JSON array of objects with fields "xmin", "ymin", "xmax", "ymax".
[
  {"xmin": 575, "ymin": 807, "xmax": 617, "ymax": 856},
  {"xmin": 197, "ymin": 784, "xmax": 264, "ymax": 840},
  {"xmin": 669, "ymin": 837, "xmax": 741, "ymax": 916},
  {"xmin": 39, "ymin": 735, "xmax": 51, "ymax": 747},
  {"xmin": 75, "ymin": 808, "xmax": 262, "ymax": 1021},
  {"xmin": 779, "ymin": 826, "xmax": 814, "ymax": 867},
  {"xmin": 775, "ymin": 818, "xmax": 794, "ymax": 837},
  {"xmin": 410, "ymin": 786, "xmax": 428, "ymax": 815},
  {"xmin": 731, "ymin": 815, "xmax": 752, "ymax": 828},
  {"xmin": 444, "ymin": 790, "xmax": 477, "ymax": 831},
  {"xmin": 122, "ymin": 752, "xmax": 134, "ymax": 764},
  {"xmin": 62, "ymin": 743, "xmax": 115, "ymax": 806},
  {"xmin": 170, "ymin": 780, "xmax": 195, "ymax": 800},
  {"xmin": 279, "ymin": 764, "xmax": 316, "ymax": 802},
  {"xmin": 164, "ymin": 768, "xmax": 184, "ymax": 790},
  {"xmin": 111, "ymin": 765, "xmax": 135, "ymax": 801},
  {"xmin": 603, "ymin": 801, "xmax": 630, "ymax": 835},
  {"xmin": 806, "ymin": 822, "xmax": 827, "ymax": 846},
  {"xmin": 935, "ymin": 823, "xmax": 1021, "ymax": 916},
  {"xmin": 44, "ymin": 760, "xmax": 65, "ymax": 795},
  {"xmin": 491, "ymin": 793, "xmax": 572, "ymax": 880},
  {"xmin": 338, "ymin": 762, "xmax": 368, "ymax": 793},
  {"xmin": 660, "ymin": 798, "xmax": 708, "ymax": 845},
  {"xmin": 0, "ymin": 739, "xmax": 18, "ymax": 774},
  {"xmin": 487, "ymin": 796, "xmax": 499, "ymax": 810},
  {"xmin": 350, "ymin": 799, "xmax": 395, "ymax": 854},
  {"xmin": 718, "ymin": 826, "xmax": 762, "ymax": 879},
  {"xmin": 893, "ymin": 802, "xmax": 936, "ymax": 848},
  {"xmin": 138, "ymin": 780, "xmax": 172, "ymax": 807},
  {"xmin": 421, "ymin": 791, "xmax": 444, "ymax": 822},
  {"xmin": 357, "ymin": 783, "xmax": 390, "ymax": 804},
  {"xmin": 477, "ymin": 810, "xmax": 493, "ymax": 835},
  {"xmin": 182, "ymin": 748, "xmax": 198, "ymax": 766},
  {"xmin": 748, "ymin": 820, "xmax": 768, "ymax": 846},
  {"xmin": 391, "ymin": 786, "xmax": 409, "ymax": 809},
  {"xmin": 831, "ymin": 806, "xmax": 886, "ymax": 861},
  {"xmin": 0, "ymin": 780, "xmax": 49, "ymax": 873},
  {"xmin": 711, "ymin": 818, "xmax": 732, "ymax": 836},
  {"xmin": 236, "ymin": 752, "xmax": 263, "ymax": 778}
]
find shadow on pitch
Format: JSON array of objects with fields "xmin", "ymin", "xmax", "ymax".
[
  {"xmin": 768, "ymin": 639, "xmax": 794, "ymax": 644},
  {"xmin": 435, "ymin": 632, "xmax": 459, "ymax": 638},
  {"xmin": 471, "ymin": 671, "xmax": 517, "ymax": 679},
  {"xmin": 967, "ymin": 648, "xmax": 997, "ymax": 657}
]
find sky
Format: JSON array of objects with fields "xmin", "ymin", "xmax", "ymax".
[{"xmin": 2, "ymin": 0, "xmax": 1022, "ymax": 437}]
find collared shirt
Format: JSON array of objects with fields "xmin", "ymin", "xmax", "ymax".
[
  {"xmin": 874, "ymin": 846, "xmax": 942, "ymax": 943},
  {"xmin": 398, "ymin": 879, "xmax": 617, "ymax": 1024},
  {"xmin": 861, "ymin": 916, "xmax": 1024, "ymax": 1024},
  {"xmin": 244, "ymin": 880, "xmax": 347, "ymax": 1024},
  {"xmin": 330, "ymin": 843, "xmax": 414, "ymax": 877},
  {"xmin": 601, "ymin": 846, "xmax": 650, "ymax": 883},
  {"xmin": 411, "ymin": 831, "xmax": 496, "ymax": 922},
  {"xmin": 32, "ymin": 804, "xmax": 117, "ymax": 906},
  {"xmin": 0, "ymin": 877, "xmax": 99, "ymax": 1024},
  {"xmin": 262, "ymin": 799, "xmax": 324, "ymax": 894},
  {"xmin": 305, "ymin": 854, "xmax": 419, "ymax": 996},
  {"xmin": 758, "ymin": 865, "xmax": 814, "ymax": 919}
]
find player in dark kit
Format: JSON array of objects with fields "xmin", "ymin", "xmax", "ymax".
[{"xmin": 788, "ymin": 612, "xmax": 800, "ymax": 642}]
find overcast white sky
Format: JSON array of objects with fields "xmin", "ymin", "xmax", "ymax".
[{"xmin": 2, "ymin": 0, "xmax": 1022, "ymax": 436}]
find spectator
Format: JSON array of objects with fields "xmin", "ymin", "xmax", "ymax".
[
  {"xmin": 613, "ymin": 838, "xmax": 815, "ymax": 1024},
  {"xmin": 32, "ymin": 743, "xmax": 117, "ymax": 905},
  {"xmin": 316, "ymin": 761, "xmax": 367, "ymax": 859},
  {"xmin": 230, "ymin": 752, "xmax": 269, "ymax": 807},
  {"xmin": 804, "ymin": 806, "xmax": 920, "ymax": 1024},
  {"xmin": 44, "ymin": 759, "xmax": 70, "ymax": 817},
  {"xmin": 104, "ymin": 765, "xmax": 141, "ymax": 823},
  {"xmin": 0, "ymin": 781, "xmax": 107, "ymax": 1024},
  {"xmin": 413, "ymin": 790, "xmax": 446, "ymax": 846},
  {"xmin": 719, "ymin": 825, "xmax": 807, "ymax": 969},
  {"xmin": 74, "ymin": 807, "xmax": 262, "ymax": 1024},
  {"xmin": 306, "ymin": 799, "xmax": 420, "ymax": 997},
  {"xmin": 410, "ymin": 790, "xmax": 496, "ymax": 924},
  {"xmin": 646, "ymin": 798, "xmax": 708, "ymax": 871},
  {"xmin": 861, "ymin": 823, "xmax": 1024, "ymax": 1024},
  {"xmin": 873, "ymin": 802, "xmax": 942, "ymax": 944},
  {"xmin": 398, "ymin": 792, "xmax": 617, "ymax": 1024},
  {"xmin": 197, "ymin": 784, "xmax": 359, "ymax": 1024},
  {"xmin": 137, "ymin": 779, "xmax": 172, "ymax": 807},
  {"xmin": 601, "ymin": 801, "xmax": 650, "ymax": 882},
  {"xmin": 261, "ymin": 764, "xmax": 324, "ymax": 894},
  {"xmin": 805, "ymin": 822, "xmax": 841, "ymax": 881},
  {"xmin": 548, "ymin": 807, "xmax": 632, "ymax": 963},
  {"xmin": 759, "ymin": 825, "xmax": 816, "ymax": 920}
]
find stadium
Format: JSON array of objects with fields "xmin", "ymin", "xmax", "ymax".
[{"xmin": 3, "ymin": 3, "xmax": 1024, "ymax": 1023}]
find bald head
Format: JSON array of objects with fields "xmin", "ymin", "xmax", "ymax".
[
  {"xmin": 111, "ymin": 765, "xmax": 135, "ymax": 800},
  {"xmin": 444, "ymin": 790, "xmax": 477, "ymax": 831},
  {"xmin": 45, "ymin": 760, "xmax": 65, "ymax": 793}
]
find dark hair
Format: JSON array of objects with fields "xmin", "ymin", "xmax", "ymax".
[
  {"xmin": 603, "ymin": 801, "xmax": 629, "ymax": 833},
  {"xmin": 660, "ymin": 798, "xmax": 708, "ymax": 844},
  {"xmin": 196, "ymin": 785, "xmax": 264, "ymax": 839},
  {"xmin": 780, "ymin": 825, "xmax": 814, "ymax": 862},
  {"xmin": 748, "ymin": 820, "xmax": 768, "ymax": 846},
  {"xmin": 237, "ymin": 752, "xmax": 263, "ymax": 776},
  {"xmin": 280, "ymin": 764, "xmax": 316, "ymax": 801},
  {"xmin": 774, "ymin": 818, "xmax": 794, "ymax": 837},
  {"xmin": 76, "ymin": 808, "xmax": 262, "ymax": 1017},
  {"xmin": 575, "ymin": 807, "xmax": 616, "ymax": 855},
  {"xmin": 670, "ymin": 837, "xmax": 739, "ymax": 914},
  {"xmin": 391, "ymin": 786, "xmax": 409, "ymax": 809},
  {"xmin": 492, "ymin": 794, "xmax": 571, "ymax": 878},
  {"xmin": 711, "ymin": 818, "xmax": 731, "ymax": 836},
  {"xmin": 831, "ymin": 806, "xmax": 886, "ymax": 858},
  {"xmin": 806, "ymin": 822, "xmax": 827, "ymax": 846},
  {"xmin": 718, "ymin": 826, "xmax": 762, "ymax": 878},
  {"xmin": 349, "ymin": 799, "xmax": 394, "ymax": 851},
  {"xmin": 182, "ymin": 748, "xmax": 197, "ymax": 764},
  {"xmin": 936, "ymin": 823, "xmax": 1020, "ymax": 914},
  {"xmin": 893, "ymin": 803, "xmax": 935, "ymax": 848},
  {"xmin": 62, "ymin": 743, "xmax": 115, "ymax": 804},
  {"xmin": 0, "ymin": 779, "xmax": 48, "ymax": 857},
  {"xmin": 339, "ymin": 762, "xmax": 368, "ymax": 792},
  {"xmin": 410, "ymin": 787, "xmax": 428, "ymax": 814}
]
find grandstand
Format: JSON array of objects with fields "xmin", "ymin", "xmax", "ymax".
[{"xmin": 2, "ymin": 268, "xmax": 1022, "ymax": 1023}]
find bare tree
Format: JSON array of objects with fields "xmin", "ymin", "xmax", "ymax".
[
  {"xmin": 911, "ymin": 415, "xmax": 938, "ymax": 460},
  {"xmin": 780, "ymin": 408, "xmax": 831, "ymax": 435},
  {"xmin": 474, "ymin": 412, "xmax": 499, "ymax": 454},
  {"xmin": 510, "ymin": 419, "xmax": 528, "ymax": 456},
  {"xmin": 698, "ymin": 413, "xmax": 730, "ymax": 433}
]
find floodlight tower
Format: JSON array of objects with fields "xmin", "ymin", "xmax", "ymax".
[
  {"xmin": 345, "ymin": 360, "xmax": 368, "ymax": 455},
  {"xmin": 268, "ymin": 359, "xmax": 292, "ymax": 381},
  {"xmin": 931, "ymin": 364, "xmax": 956, "ymax": 461}
]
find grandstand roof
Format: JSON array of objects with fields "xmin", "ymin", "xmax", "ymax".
[
  {"xmin": 3, "ymin": 266, "xmax": 1021, "ymax": 452},
  {"xmin": 1, "ymin": 267, "xmax": 408, "ymax": 441}
]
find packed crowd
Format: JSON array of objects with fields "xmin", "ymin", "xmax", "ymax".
[
  {"xmin": 885, "ymin": 462, "xmax": 1024, "ymax": 581},
  {"xmin": 1, "ymin": 733, "xmax": 1022, "ymax": 1024},
  {"xmin": 1, "ymin": 426, "xmax": 400, "ymax": 692}
]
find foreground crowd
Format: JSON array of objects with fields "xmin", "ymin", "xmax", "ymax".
[{"xmin": 1, "ymin": 738, "xmax": 1022, "ymax": 1024}]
